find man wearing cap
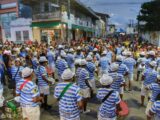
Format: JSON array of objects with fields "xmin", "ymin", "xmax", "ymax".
[
  {"xmin": 11, "ymin": 58, "xmax": 24, "ymax": 85},
  {"xmin": 55, "ymin": 51, "xmax": 68, "ymax": 81},
  {"xmin": 86, "ymin": 55, "xmax": 96, "ymax": 91},
  {"xmin": 47, "ymin": 46, "xmax": 55, "ymax": 72},
  {"xmin": 75, "ymin": 46, "xmax": 84, "ymax": 59},
  {"xmin": 136, "ymin": 52, "xmax": 147, "ymax": 81},
  {"xmin": 115, "ymin": 55, "xmax": 129, "ymax": 76},
  {"xmin": 77, "ymin": 59, "xmax": 91, "ymax": 113},
  {"xmin": 16, "ymin": 67, "xmax": 42, "ymax": 120},
  {"xmin": 141, "ymin": 61, "xmax": 158, "ymax": 106},
  {"xmin": 123, "ymin": 51, "xmax": 136, "ymax": 91},
  {"xmin": 145, "ymin": 51, "xmax": 156, "ymax": 69},
  {"xmin": 97, "ymin": 74, "xmax": 121, "ymax": 120},
  {"xmin": 54, "ymin": 69, "xmax": 83, "ymax": 120},
  {"xmin": 66, "ymin": 48, "xmax": 75, "ymax": 73},
  {"xmin": 36, "ymin": 56, "xmax": 52, "ymax": 110},
  {"xmin": 99, "ymin": 51, "xmax": 110, "ymax": 76},
  {"xmin": 145, "ymin": 75, "xmax": 160, "ymax": 119},
  {"xmin": 109, "ymin": 63, "xmax": 125, "ymax": 99},
  {"xmin": 147, "ymin": 93, "xmax": 160, "ymax": 120}
]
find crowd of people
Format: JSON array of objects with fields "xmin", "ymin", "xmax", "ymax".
[{"xmin": 0, "ymin": 37, "xmax": 160, "ymax": 120}]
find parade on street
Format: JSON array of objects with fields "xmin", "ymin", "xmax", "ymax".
[{"xmin": 0, "ymin": 0, "xmax": 160, "ymax": 120}]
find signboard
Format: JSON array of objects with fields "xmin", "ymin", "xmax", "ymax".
[{"xmin": 68, "ymin": 20, "xmax": 72, "ymax": 29}]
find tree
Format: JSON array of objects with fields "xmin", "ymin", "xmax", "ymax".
[{"xmin": 137, "ymin": 0, "xmax": 160, "ymax": 31}]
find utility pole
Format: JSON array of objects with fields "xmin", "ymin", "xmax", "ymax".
[{"xmin": 67, "ymin": 0, "xmax": 71, "ymax": 45}]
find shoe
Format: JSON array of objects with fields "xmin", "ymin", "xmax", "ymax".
[
  {"xmin": 44, "ymin": 105, "xmax": 52, "ymax": 110},
  {"xmin": 83, "ymin": 109, "xmax": 91, "ymax": 114}
]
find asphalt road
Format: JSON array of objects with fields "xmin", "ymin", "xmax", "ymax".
[{"xmin": 41, "ymin": 76, "xmax": 147, "ymax": 120}]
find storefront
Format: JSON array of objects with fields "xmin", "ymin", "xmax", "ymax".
[
  {"xmin": 32, "ymin": 21, "xmax": 67, "ymax": 44},
  {"xmin": 72, "ymin": 24, "xmax": 94, "ymax": 42}
]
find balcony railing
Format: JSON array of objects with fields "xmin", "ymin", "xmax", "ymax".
[{"xmin": 33, "ymin": 11, "xmax": 61, "ymax": 21}]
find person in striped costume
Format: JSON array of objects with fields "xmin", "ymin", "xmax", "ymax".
[
  {"xmin": 141, "ymin": 61, "xmax": 158, "ymax": 106},
  {"xmin": 54, "ymin": 69, "xmax": 83, "ymax": 120},
  {"xmin": 97, "ymin": 74, "xmax": 121, "ymax": 120}
]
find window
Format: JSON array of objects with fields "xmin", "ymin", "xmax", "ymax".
[
  {"xmin": 23, "ymin": 31, "xmax": 29, "ymax": 40},
  {"xmin": 16, "ymin": 31, "xmax": 21, "ymax": 41},
  {"xmin": 44, "ymin": 3, "xmax": 49, "ymax": 12}
]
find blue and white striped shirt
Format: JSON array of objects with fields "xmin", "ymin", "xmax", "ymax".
[
  {"xmin": 150, "ymin": 101, "xmax": 160, "ymax": 118},
  {"xmin": 47, "ymin": 51, "xmax": 55, "ymax": 64},
  {"xmin": 16, "ymin": 79, "xmax": 40, "ymax": 107},
  {"xmin": 36, "ymin": 66, "xmax": 48, "ymax": 86},
  {"xmin": 99, "ymin": 56, "xmax": 110, "ymax": 71},
  {"xmin": 11, "ymin": 66, "xmax": 24, "ymax": 84},
  {"xmin": 86, "ymin": 62, "xmax": 96, "ymax": 80},
  {"xmin": 54, "ymin": 82, "xmax": 82, "ymax": 119},
  {"xmin": 116, "ymin": 62, "xmax": 129, "ymax": 76},
  {"xmin": 77, "ymin": 68, "xmax": 89, "ymax": 89},
  {"xmin": 56, "ymin": 58, "xmax": 68, "ymax": 77},
  {"xmin": 97, "ymin": 88, "xmax": 121, "ymax": 118},
  {"xmin": 123, "ymin": 57, "xmax": 136, "ymax": 73},
  {"xmin": 148, "ymin": 83, "xmax": 160, "ymax": 102},
  {"xmin": 109, "ymin": 72, "xmax": 125, "ymax": 92},
  {"xmin": 66, "ymin": 53, "xmax": 75, "ymax": 68},
  {"xmin": 143, "ymin": 68, "xmax": 157, "ymax": 86}
]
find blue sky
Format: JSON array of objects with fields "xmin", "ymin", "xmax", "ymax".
[{"xmin": 80, "ymin": 0, "xmax": 150, "ymax": 28}]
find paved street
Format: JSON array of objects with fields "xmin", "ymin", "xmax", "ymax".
[{"xmin": 41, "ymin": 74, "xmax": 147, "ymax": 120}]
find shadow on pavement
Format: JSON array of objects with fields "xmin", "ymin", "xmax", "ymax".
[
  {"xmin": 125, "ymin": 98, "xmax": 141, "ymax": 109},
  {"xmin": 125, "ymin": 116, "xmax": 145, "ymax": 120},
  {"xmin": 132, "ymin": 86, "xmax": 141, "ymax": 92}
]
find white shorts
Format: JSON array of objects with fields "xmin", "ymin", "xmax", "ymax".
[
  {"xmin": 120, "ymin": 87, "xmax": 124, "ymax": 94},
  {"xmin": 89, "ymin": 80, "xmax": 96, "ymax": 91},
  {"xmin": 39, "ymin": 86, "xmax": 50, "ymax": 95},
  {"xmin": 145, "ymin": 101, "xmax": 153, "ymax": 116},
  {"xmin": 126, "ymin": 73, "xmax": 134, "ymax": 81},
  {"xmin": 60, "ymin": 116, "xmax": 80, "ymax": 120},
  {"xmin": 98, "ymin": 114, "xmax": 116, "ymax": 120},
  {"xmin": 22, "ymin": 106, "xmax": 40, "ymax": 120},
  {"xmin": 141, "ymin": 84, "xmax": 149, "ymax": 96},
  {"xmin": 80, "ymin": 88, "xmax": 91, "ymax": 98}
]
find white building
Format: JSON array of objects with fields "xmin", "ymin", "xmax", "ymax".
[
  {"xmin": 142, "ymin": 31, "xmax": 160, "ymax": 46},
  {"xmin": 10, "ymin": 18, "xmax": 33, "ymax": 43}
]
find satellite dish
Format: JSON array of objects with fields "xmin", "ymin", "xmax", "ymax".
[{"xmin": 51, "ymin": 3, "xmax": 59, "ymax": 8}]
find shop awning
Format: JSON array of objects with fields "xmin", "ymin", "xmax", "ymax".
[
  {"xmin": 31, "ymin": 21, "xmax": 63, "ymax": 28},
  {"xmin": 72, "ymin": 24, "xmax": 94, "ymax": 32}
]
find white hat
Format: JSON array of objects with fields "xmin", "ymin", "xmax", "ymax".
[
  {"xmin": 61, "ymin": 51, "xmax": 67, "ymax": 57},
  {"xmin": 22, "ymin": 67, "xmax": 33, "ymax": 78},
  {"xmin": 25, "ymin": 47, "xmax": 30, "ymax": 51},
  {"xmin": 149, "ymin": 51, "xmax": 155, "ymax": 56},
  {"xmin": 75, "ymin": 59, "xmax": 81, "ymax": 65},
  {"xmin": 140, "ymin": 52, "xmax": 146, "ymax": 56},
  {"xmin": 39, "ymin": 56, "xmax": 48, "ymax": 62},
  {"xmin": 61, "ymin": 69, "xmax": 75, "ymax": 80},
  {"xmin": 80, "ymin": 59, "xmax": 87, "ymax": 65},
  {"xmin": 15, "ymin": 58, "xmax": 20, "ymax": 62},
  {"xmin": 102, "ymin": 51, "xmax": 107, "ymax": 55},
  {"xmin": 116, "ymin": 55, "xmax": 123, "ymax": 61},
  {"xmin": 149, "ymin": 61, "xmax": 157, "ymax": 67},
  {"xmin": 126, "ymin": 51, "xmax": 132, "ymax": 56},
  {"xmin": 86, "ymin": 55, "xmax": 93, "ymax": 61},
  {"xmin": 89, "ymin": 52, "xmax": 93, "ymax": 56},
  {"xmin": 100, "ymin": 74, "xmax": 113, "ymax": 86},
  {"xmin": 157, "ymin": 75, "xmax": 160, "ymax": 80},
  {"xmin": 69, "ymin": 48, "xmax": 74, "ymax": 52},
  {"xmin": 93, "ymin": 48, "xmax": 98, "ymax": 52},
  {"xmin": 77, "ymin": 46, "xmax": 81, "ymax": 50},
  {"xmin": 50, "ymin": 46, "xmax": 54, "ymax": 49},
  {"xmin": 110, "ymin": 63, "xmax": 119, "ymax": 71},
  {"xmin": 58, "ymin": 45, "xmax": 63, "ymax": 49}
]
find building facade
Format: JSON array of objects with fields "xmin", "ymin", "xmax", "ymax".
[
  {"xmin": 22, "ymin": 0, "xmax": 99, "ymax": 44},
  {"xmin": 0, "ymin": 0, "xmax": 32, "ymax": 42},
  {"xmin": 10, "ymin": 18, "xmax": 33, "ymax": 43}
]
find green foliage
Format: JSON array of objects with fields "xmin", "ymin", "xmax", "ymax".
[{"xmin": 137, "ymin": 0, "xmax": 160, "ymax": 31}]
